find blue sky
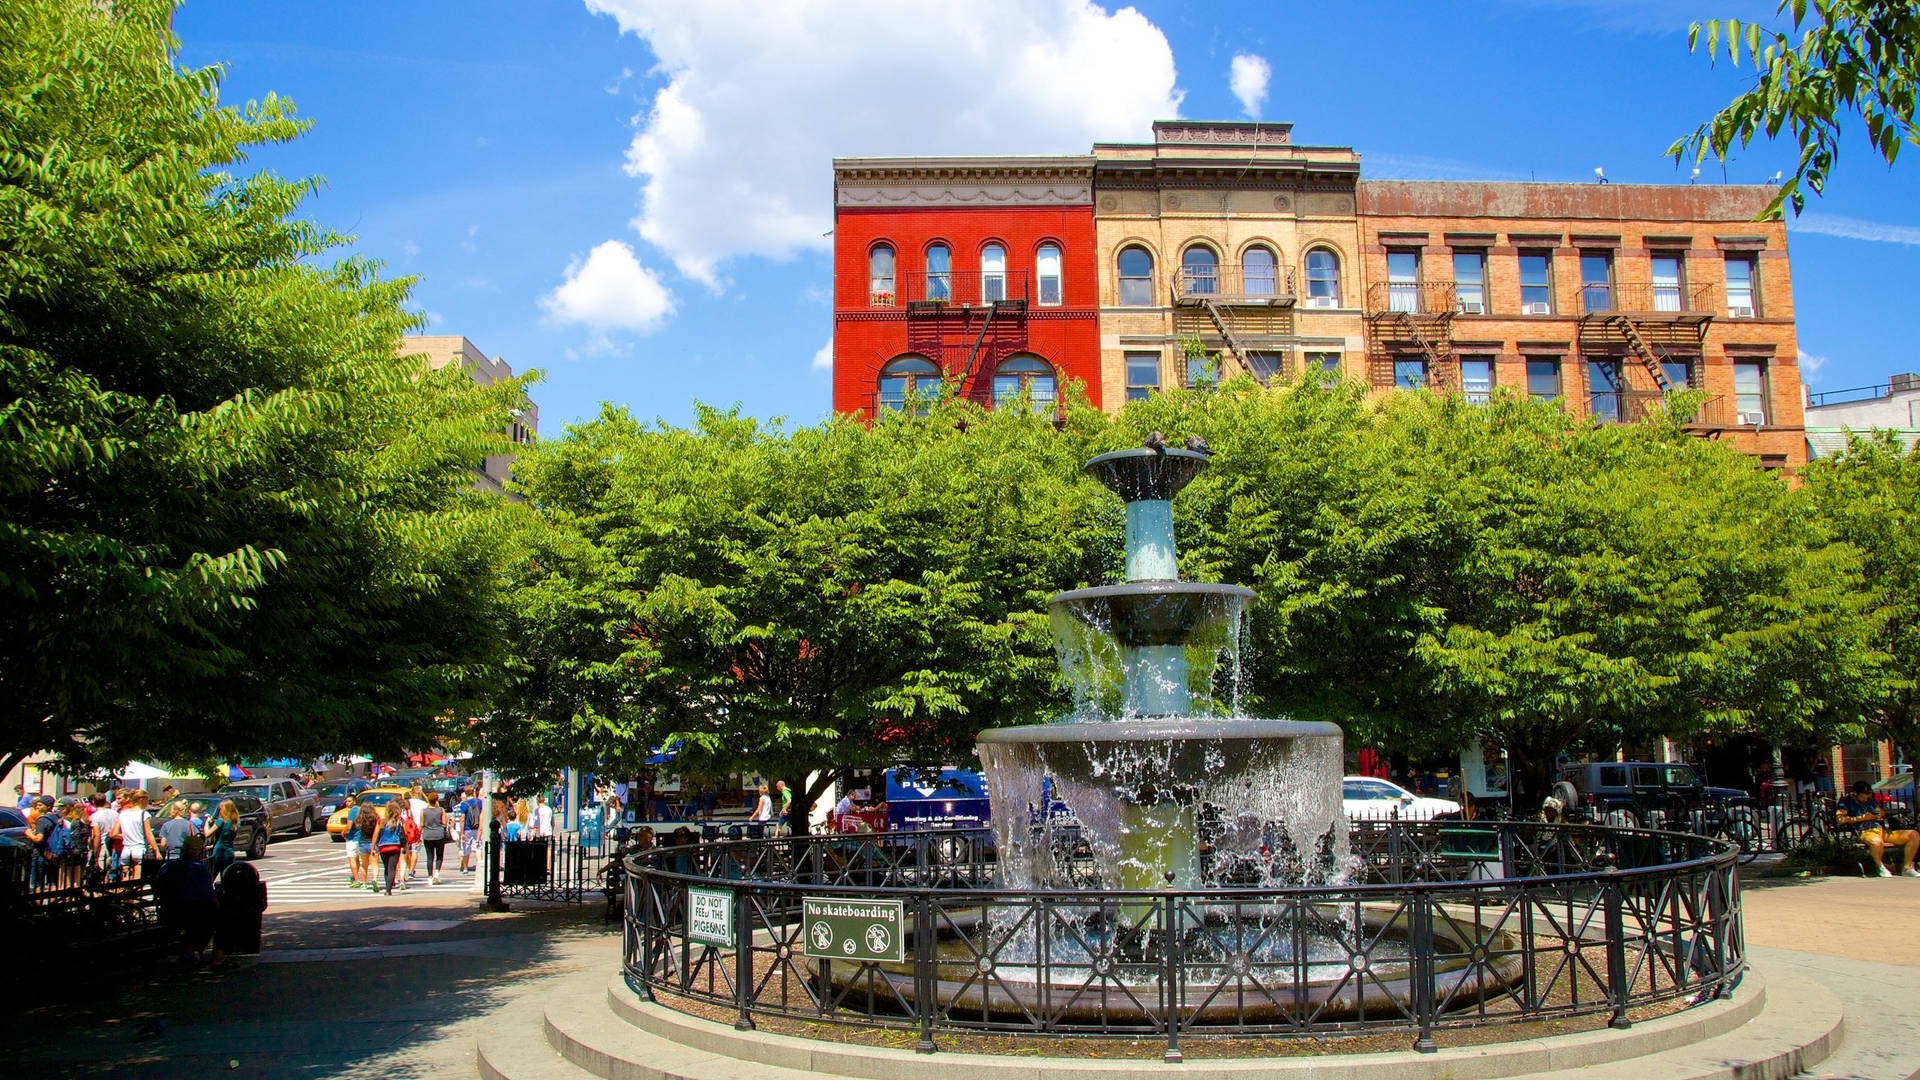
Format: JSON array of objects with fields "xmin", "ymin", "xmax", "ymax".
[{"xmin": 172, "ymin": 0, "xmax": 1918, "ymax": 433}]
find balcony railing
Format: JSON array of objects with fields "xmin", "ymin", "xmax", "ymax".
[
  {"xmin": 1365, "ymin": 281, "xmax": 1457, "ymax": 316},
  {"xmin": 1590, "ymin": 389, "xmax": 1734, "ymax": 427},
  {"xmin": 1171, "ymin": 265, "xmax": 1297, "ymax": 305},
  {"xmin": 1579, "ymin": 283, "xmax": 1715, "ymax": 317},
  {"xmin": 884, "ymin": 269, "xmax": 1033, "ymax": 310}
]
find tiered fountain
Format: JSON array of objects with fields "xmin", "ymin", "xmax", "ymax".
[{"xmin": 976, "ymin": 440, "xmax": 1347, "ymax": 895}]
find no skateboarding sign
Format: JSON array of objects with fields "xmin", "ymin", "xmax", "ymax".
[{"xmin": 802, "ymin": 897, "xmax": 905, "ymax": 963}]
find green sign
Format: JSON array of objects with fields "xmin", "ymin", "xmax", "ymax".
[
  {"xmin": 687, "ymin": 887, "xmax": 734, "ymax": 947},
  {"xmin": 803, "ymin": 896, "xmax": 905, "ymax": 963}
]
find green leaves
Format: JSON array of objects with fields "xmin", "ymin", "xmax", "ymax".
[{"xmin": 1672, "ymin": 1, "xmax": 1919, "ymax": 217}]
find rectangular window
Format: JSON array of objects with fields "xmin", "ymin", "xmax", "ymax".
[
  {"xmin": 1394, "ymin": 357, "xmax": 1427, "ymax": 390},
  {"xmin": 1387, "ymin": 250, "xmax": 1421, "ymax": 313},
  {"xmin": 1734, "ymin": 360, "xmax": 1769, "ymax": 423},
  {"xmin": 1579, "ymin": 252, "xmax": 1613, "ymax": 313},
  {"xmin": 1186, "ymin": 352, "xmax": 1218, "ymax": 389},
  {"xmin": 1725, "ymin": 254, "xmax": 1759, "ymax": 317},
  {"xmin": 1459, "ymin": 357, "xmax": 1494, "ymax": 404},
  {"xmin": 1526, "ymin": 358, "xmax": 1561, "ymax": 402},
  {"xmin": 1588, "ymin": 359, "xmax": 1624, "ymax": 422},
  {"xmin": 1452, "ymin": 251, "xmax": 1487, "ymax": 313},
  {"xmin": 1651, "ymin": 254, "xmax": 1684, "ymax": 312},
  {"xmin": 1306, "ymin": 351, "xmax": 1342, "ymax": 383},
  {"xmin": 1124, "ymin": 352, "xmax": 1160, "ymax": 402},
  {"xmin": 1036, "ymin": 245, "xmax": 1062, "ymax": 305},
  {"xmin": 1660, "ymin": 359, "xmax": 1692, "ymax": 390},
  {"xmin": 1599, "ymin": 765, "xmax": 1628, "ymax": 788},
  {"xmin": 1519, "ymin": 251, "xmax": 1553, "ymax": 313},
  {"xmin": 1243, "ymin": 351, "xmax": 1283, "ymax": 386}
]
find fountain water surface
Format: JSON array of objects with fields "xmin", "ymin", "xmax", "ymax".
[{"xmin": 975, "ymin": 443, "xmax": 1348, "ymax": 894}]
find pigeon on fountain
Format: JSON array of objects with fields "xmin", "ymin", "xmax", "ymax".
[
  {"xmin": 1185, "ymin": 435, "xmax": 1210, "ymax": 456},
  {"xmin": 1143, "ymin": 430, "xmax": 1166, "ymax": 453}
]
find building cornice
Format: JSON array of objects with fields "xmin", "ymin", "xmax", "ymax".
[{"xmin": 835, "ymin": 156, "xmax": 1095, "ymax": 208}]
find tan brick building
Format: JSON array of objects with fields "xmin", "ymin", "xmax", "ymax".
[
  {"xmin": 1356, "ymin": 181, "xmax": 1804, "ymax": 465},
  {"xmin": 400, "ymin": 335, "xmax": 539, "ymax": 496},
  {"xmin": 1092, "ymin": 122, "xmax": 1366, "ymax": 400}
]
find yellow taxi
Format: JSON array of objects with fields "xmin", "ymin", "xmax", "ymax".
[{"xmin": 326, "ymin": 786, "xmax": 411, "ymax": 841}]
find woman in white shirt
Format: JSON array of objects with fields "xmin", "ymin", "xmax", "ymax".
[
  {"xmin": 749, "ymin": 784, "xmax": 773, "ymax": 824},
  {"xmin": 117, "ymin": 791, "xmax": 158, "ymax": 879}
]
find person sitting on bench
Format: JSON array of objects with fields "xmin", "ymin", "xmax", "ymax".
[{"xmin": 1837, "ymin": 780, "xmax": 1920, "ymax": 878}]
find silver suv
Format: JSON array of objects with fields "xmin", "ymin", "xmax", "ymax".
[{"xmin": 222, "ymin": 777, "xmax": 319, "ymax": 837}]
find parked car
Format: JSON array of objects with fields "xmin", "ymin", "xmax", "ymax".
[
  {"xmin": 219, "ymin": 777, "xmax": 320, "ymax": 837},
  {"xmin": 0, "ymin": 806, "xmax": 27, "ymax": 852},
  {"xmin": 326, "ymin": 787, "xmax": 409, "ymax": 841},
  {"xmin": 1342, "ymin": 776, "xmax": 1461, "ymax": 821},
  {"xmin": 159, "ymin": 794, "xmax": 272, "ymax": 860},
  {"xmin": 1556, "ymin": 761, "xmax": 1758, "ymax": 834},
  {"xmin": 310, "ymin": 779, "xmax": 373, "ymax": 825}
]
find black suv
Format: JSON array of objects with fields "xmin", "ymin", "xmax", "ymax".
[{"xmin": 1557, "ymin": 761, "xmax": 1759, "ymax": 842}]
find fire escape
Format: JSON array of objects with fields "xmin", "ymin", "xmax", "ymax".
[
  {"xmin": 1576, "ymin": 284, "xmax": 1725, "ymax": 426},
  {"xmin": 1365, "ymin": 283, "xmax": 1456, "ymax": 390},
  {"xmin": 1170, "ymin": 265, "xmax": 1297, "ymax": 385},
  {"xmin": 901, "ymin": 269, "xmax": 1030, "ymax": 403}
]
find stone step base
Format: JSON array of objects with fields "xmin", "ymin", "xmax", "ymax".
[{"xmin": 477, "ymin": 965, "xmax": 1841, "ymax": 1080}]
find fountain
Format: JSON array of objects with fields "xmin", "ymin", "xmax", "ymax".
[{"xmin": 975, "ymin": 441, "xmax": 1347, "ymax": 895}]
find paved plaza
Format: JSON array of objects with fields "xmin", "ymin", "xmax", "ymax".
[{"xmin": 2, "ymin": 870, "xmax": 1915, "ymax": 1079}]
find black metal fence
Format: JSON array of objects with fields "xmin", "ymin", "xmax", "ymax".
[
  {"xmin": 0, "ymin": 845, "xmax": 167, "ymax": 963},
  {"xmin": 622, "ymin": 821, "xmax": 1742, "ymax": 1055},
  {"xmin": 486, "ymin": 821, "xmax": 592, "ymax": 906}
]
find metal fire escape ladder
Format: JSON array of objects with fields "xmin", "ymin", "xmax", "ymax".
[
  {"xmin": 959, "ymin": 303, "xmax": 999, "ymax": 386},
  {"xmin": 1607, "ymin": 314, "xmax": 1672, "ymax": 392},
  {"xmin": 1199, "ymin": 298, "xmax": 1249, "ymax": 374},
  {"xmin": 1396, "ymin": 311, "xmax": 1454, "ymax": 374}
]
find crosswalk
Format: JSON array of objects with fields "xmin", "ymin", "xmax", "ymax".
[{"xmin": 254, "ymin": 832, "xmax": 485, "ymax": 906}]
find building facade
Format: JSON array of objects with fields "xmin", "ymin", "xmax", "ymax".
[
  {"xmin": 1804, "ymin": 372, "xmax": 1920, "ymax": 459},
  {"xmin": 831, "ymin": 157, "xmax": 1101, "ymax": 418},
  {"xmin": 400, "ymin": 335, "xmax": 538, "ymax": 495},
  {"xmin": 830, "ymin": 123, "xmax": 1809, "ymax": 467}
]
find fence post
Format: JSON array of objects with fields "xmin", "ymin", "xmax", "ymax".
[
  {"xmin": 734, "ymin": 883, "xmax": 755, "ymax": 1030},
  {"xmin": 915, "ymin": 892, "xmax": 937, "ymax": 1054},
  {"xmin": 629, "ymin": 867, "xmax": 653, "ymax": 1001},
  {"xmin": 486, "ymin": 818, "xmax": 508, "ymax": 912},
  {"xmin": 1603, "ymin": 868, "xmax": 1630, "ymax": 1029},
  {"xmin": 1411, "ymin": 889, "xmax": 1437, "ymax": 1053},
  {"xmin": 1162, "ymin": 892, "xmax": 1183, "ymax": 1063}
]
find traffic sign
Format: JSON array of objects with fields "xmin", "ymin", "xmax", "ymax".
[{"xmin": 802, "ymin": 896, "xmax": 905, "ymax": 963}]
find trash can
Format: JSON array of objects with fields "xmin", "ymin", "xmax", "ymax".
[
  {"xmin": 215, "ymin": 862, "xmax": 268, "ymax": 955},
  {"xmin": 503, "ymin": 838, "xmax": 551, "ymax": 886}
]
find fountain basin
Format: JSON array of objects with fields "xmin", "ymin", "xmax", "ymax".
[{"xmin": 1050, "ymin": 582, "xmax": 1255, "ymax": 648}]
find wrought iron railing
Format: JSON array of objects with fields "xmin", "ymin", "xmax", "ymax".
[
  {"xmin": 1366, "ymin": 282, "xmax": 1457, "ymax": 316},
  {"xmin": 890, "ymin": 270, "xmax": 1034, "ymax": 309},
  {"xmin": 1590, "ymin": 390, "xmax": 1734, "ymax": 427},
  {"xmin": 1581, "ymin": 283, "xmax": 1715, "ymax": 317},
  {"xmin": 1172, "ymin": 265, "xmax": 1297, "ymax": 305},
  {"xmin": 624, "ymin": 820, "xmax": 1743, "ymax": 1054}
]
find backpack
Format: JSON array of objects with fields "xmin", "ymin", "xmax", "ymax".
[
  {"xmin": 65, "ymin": 815, "xmax": 92, "ymax": 855},
  {"xmin": 43, "ymin": 819, "xmax": 70, "ymax": 858},
  {"xmin": 401, "ymin": 810, "xmax": 421, "ymax": 845}
]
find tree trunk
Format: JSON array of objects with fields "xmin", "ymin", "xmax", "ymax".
[
  {"xmin": 789, "ymin": 771, "xmax": 837, "ymax": 837},
  {"xmin": 0, "ymin": 750, "xmax": 29, "ymax": 789}
]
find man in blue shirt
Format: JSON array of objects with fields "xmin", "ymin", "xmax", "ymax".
[
  {"xmin": 1837, "ymin": 780, "xmax": 1920, "ymax": 878},
  {"xmin": 458, "ymin": 787, "xmax": 483, "ymax": 874},
  {"xmin": 14, "ymin": 785, "xmax": 31, "ymax": 813}
]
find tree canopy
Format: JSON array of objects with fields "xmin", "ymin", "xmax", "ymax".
[
  {"xmin": 1673, "ymin": 0, "xmax": 1919, "ymax": 215},
  {"xmin": 0, "ymin": 0, "xmax": 530, "ymax": 776}
]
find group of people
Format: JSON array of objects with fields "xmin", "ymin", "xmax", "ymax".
[
  {"xmin": 335, "ymin": 782, "xmax": 480, "ymax": 895},
  {"xmin": 15, "ymin": 787, "xmax": 242, "ymax": 889}
]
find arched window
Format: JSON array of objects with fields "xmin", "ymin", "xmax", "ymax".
[
  {"xmin": 877, "ymin": 355, "xmax": 940, "ymax": 414},
  {"xmin": 924, "ymin": 244, "xmax": 950, "ymax": 302},
  {"xmin": 1035, "ymin": 243, "xmax": 1062, "ymax": 305},
  {"xmin": 1117, "ymin": 246, "xmax": 1154, "ymax": 306},
  {"xmin": 980, "ymin": 243, "xmax": 1007, "ymax": 303},
  {"xmin": 1242, "ymin": 245, "xmax": 1277, "ymax": 297},
  {"xmin": 1304, "ymin": 248, "xmax": 1341, "ymax": 307},
  {"xmin": 992, "ymin": 355, "xmax": 1056, "ymax": 416},
  {"xmin": 869, "ymin": 244, "xmax": 895, "ymax": 306},
  {"xmin": 1180, "ymin": 245, "xmax": 1219, "ymax": 298}
]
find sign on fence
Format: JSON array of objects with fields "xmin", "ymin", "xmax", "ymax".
[
  {"xmin": 687, "ymin": 887, "xmax": 734, "ymax": 947},
  {"xmin": 802, "ymin": 896, "xmax": 905, "ymax": 963}
]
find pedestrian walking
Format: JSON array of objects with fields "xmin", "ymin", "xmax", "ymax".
[
  {"xmin": 338, "ymin": 794, "xmax": 361, "ymax": 886},
  {"xmin": 504, "ymin": 799, "xmax": 529, "ymax": 841},
  {"xmin": 457, "ymin": 786, "xmax": 483, "ymax": 874},
  {"xmin": 534, "ymin": 794, "xmax": 554, "ymax": 839},
  {"xmin": 205, "ymin": 799, "xmax": 239, "ymax": 880},
  {"xmin": 749, "ymin": 783, "xmax": 772, "ymax": 824},
  {"xmin": 419, "ymin": 792, "xmax": 448, "ymax": 884},
  {"xmin": 88, "ymin": 793, "xmax": 115, "ymax": 877},
  {"xmin": 353, "ymin": 798, "xmax": 380, "ymax": 889},
  {"xmin": 158, "ymin": 800, "xmax": 195, "ymax": 861},
  {"xmin": 376, "ymin": 802, "xmax": 407, "ymax": 895},
  {"xmin": 406, "ymin": 783, "xmax": 428, "ymax": 880},
  {"xmin": 58, "ymin": 801, "xmax": 92, "ymax": 890},
  {"xmin": 117, "ymin": 791, "xmax": 157, "ymax": 880}
]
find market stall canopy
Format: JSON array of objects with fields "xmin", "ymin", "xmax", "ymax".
[{"xmin": 119, "ymin": 761, "xmax": 170, "ymax": 780}]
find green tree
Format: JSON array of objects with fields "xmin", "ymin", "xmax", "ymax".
[
  {"xmin": 1672, "ymin": 0, "xmax": 1919, "ymax": 215},
  {"xmin": 1802, "ymin": 432, "xmax": 1920, "ymax": 768},
  {"xmin": 0, "ymin": 0, "xmax": 529, "ymax": 775},
  {"xmin": 486, "ymin": 398, "xmax": 1109, "ymax": 831}
]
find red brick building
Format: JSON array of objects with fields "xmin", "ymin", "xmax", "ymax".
[{"xmin": 832, "ymin": 157, "xmax": 1102, "ymax": 418}]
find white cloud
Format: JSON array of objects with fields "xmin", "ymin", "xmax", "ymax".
[
  {"xmin": 540, "ymin": 240, "xmax": 676, "ymax": 334},
  {"xmin": 811, "ymin": 338, "xmax": 833, "ymax": 373},
  {"xmin": 1229, "ymin": 54, "xmax": 1269, "ymax": 119},
  {"xmin": 583, "ymin": 0, "xmax": 1181, "ymax": 289},
  {"xmin": 606, "ymin": 65, "xmax": 633, "ymax": 94},
  {"xmin": 401, "ymin": 239, "xmax": 421, "ymax": 257},
  {"xmin": 1797, "ymin": 348, "xmax": 1828, "ymax": 377},
  {"xmin": 1787, "ymin": 212, "xmax": 1920, "ymax": 246}
]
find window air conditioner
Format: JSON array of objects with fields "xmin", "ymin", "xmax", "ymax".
[
  {"xmin": 1728, "ymin": 304, "xmax": 1756, "ymax": 319},
  {"xmin": 1306, "ymin": 295, "xmax": 1338, "ymax": 309},
  {"xmin": 1737, "ymin": 411, "xmax": 1767, "ymax": 426},
  {"xmin": 1521, "ymin": 302, "xmax": 1552, "ymax": 315},
  {"xmin": 1456, "ymin": 300, "xmax": 1485, "ymax": 315}
]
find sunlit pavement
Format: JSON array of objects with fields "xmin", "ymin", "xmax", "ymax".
[{"xmin": 251, "ymin": 830, "xmax": 485, "ymax": 908}]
